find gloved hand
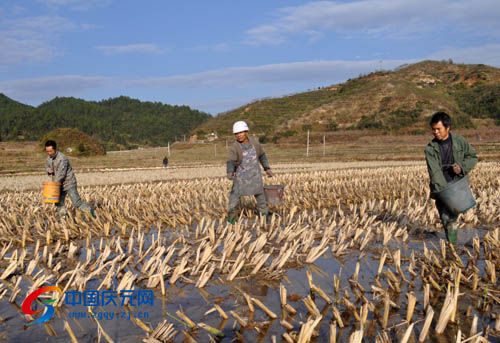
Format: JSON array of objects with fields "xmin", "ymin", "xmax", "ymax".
[
  {"xmin": 227, "ymin": 172, "xmax": 236, "ymax": 180},
  {"xmin": 452, "ymin": 163, "xmax": 462, "ymax": 175},
  {"xmin": 265, "ymin": 169, "xmax": 273, "ymax": 178}
]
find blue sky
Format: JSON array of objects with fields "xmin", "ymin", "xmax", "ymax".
[{"xmin": 1, "ymin": 0, "xmax": 499, "ymax": 115}]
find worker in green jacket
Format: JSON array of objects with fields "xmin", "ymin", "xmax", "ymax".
[
  {"xmin": 424, "ymin": 111, "xmax": 478, "ymax": 244},
  {"xmin": 227, "ymin": 121, "xmax": 273, "ymax": 224}
]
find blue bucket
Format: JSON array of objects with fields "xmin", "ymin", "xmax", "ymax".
[{"xmin": 434, "ymin": 175, "xmax": 476, "ymax": 216}]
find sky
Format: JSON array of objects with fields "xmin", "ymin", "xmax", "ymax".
[{"xmin": 1, "ymin": 0, "xmax": 500, "ymax": 115}]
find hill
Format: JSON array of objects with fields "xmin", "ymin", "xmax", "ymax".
[
  {"xmin": 0, "ymin": 94, "xmax": 36, "ymax": 141},
  {"xmin": 0, "ymin": 95, "xmax": 211, "ymax": 150},
  {"xmin": 41, "ymin": 128, "xmax": 106, "ymax": 156},
  {"xmin": 195, "ymin": 60, "xmax": 500, "ymax": 138}
]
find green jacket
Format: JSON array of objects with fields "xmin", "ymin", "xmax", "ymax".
[{"xmin": 424, "ymin": 132, "xmax": 478, "ymax": 197}]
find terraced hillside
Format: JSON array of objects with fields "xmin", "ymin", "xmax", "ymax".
[{"xmin": 196, "ymin": 60, "xmax": 500, "ymax": 137}]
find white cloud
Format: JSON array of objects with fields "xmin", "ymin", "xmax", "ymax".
[
  {"xmin": 0, "ymin": 59, "xmax": 411, "ymax": 103},
  {"xmin": 0, "ymin": 75, "xmax": 112, "ymax": 102},
  {"xmin": 190, "ymin": 43, "xmax": 230, "ymax": 52},
  {"xmin": 81, "ymin": 23, "xmax": 95, "ymax": 31},
  {"xmin": 246, "ymin": 25, "xmax": 286, "ymax": 46},
  {"xmin": 2, "ymin": 45, "xmax": 498, "ymax": 109},
  {"xmin": 191, "ymin": 97, "xmax": 253, "ymax": 114},
  {"xmin": 0, "ymin": 36, "xmax": 57, "ymax": 65},
  {"xmin": 10, "ymin": 6, "xmax": 26, "ymax": 15},
  {"xmin": 5, "ymin": 15, "xmax": 76, "ymax": 38},
  {"xmin": 40, "ymin": 0, "xmax": 86, "ymax": 4},
  {"xmin": 0, "ymin": 5, "xmax": 26, "ymax": 17},
  {"xmin": 128, "ymin": 59, "xmax": 411, "ymax": 89},
  {"xmin": 0, "ymin": 15, "xmax": 75, "ymax": 66},
  {"xmin": 95, "ymin": 44, "xmax": 168, "ymax": 55},
  {"xmin": 429, "ymin": 44, "xmax": 500, "ymax": 68},
  {"xmin": 37, "ymin": 0, "xmax": 112, "ymax": 10},
  {"xmin": 246, "ymin": 0, "xmax": 500, "ymax": 45}
]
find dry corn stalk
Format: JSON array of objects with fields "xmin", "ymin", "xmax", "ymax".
[
  {"xmin": 419, "ymin": 306, "xmax": 434, "ymax": 343},
  {"xmin": 435, "ymin": 288, "xmax": 455, "ymax": 334},
  {"xmin": 251, "ymin": 297, "xmax": 278, "ymax": 319}
]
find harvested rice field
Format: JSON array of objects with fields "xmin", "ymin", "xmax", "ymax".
[{"xmin": 0, "ymin": 161, "xmax": 499, "ymax": 342}]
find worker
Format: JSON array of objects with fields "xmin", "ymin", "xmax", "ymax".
[
  {"xmin": 163, "ymin": 156, "xmax": 169, "ymax": 168},
  {"xmin": 45, "ymin": 140, "xmax": 96, "ymax": 219},
  {"xmin": 424, "ymin": 112, "xmax": 477, "ymax": 244},
  {"xmin": 227, "ymin": 121, "xmax": 273, "ymax": 224}
]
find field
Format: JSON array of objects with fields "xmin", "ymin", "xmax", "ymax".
[
  {"xmin": 0, "ymin": 136, "xmax": 499, "ymax": 343},
  {"xmin": 2, "ymin": 127, "xmax": 500, "ymax": 174}
]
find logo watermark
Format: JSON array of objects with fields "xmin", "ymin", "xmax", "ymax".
[
  {"xmin": 22, "ymin": 287, "xmax": 154, "ymax": 325},
  {"xmin": 21, "ymin": 286, "xmax": 63, "ymax": 325}
]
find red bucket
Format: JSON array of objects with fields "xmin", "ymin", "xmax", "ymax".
[{"xmin": 264, "ymin": 185, "xmax": 284, "ymax": 205}]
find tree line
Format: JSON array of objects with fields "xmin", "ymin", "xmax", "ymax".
[
  {"xmin": 455, "ymin": 84, "xmax": 500, "ymax": 125},
  {"xmin": 0, "ymin": 94, "xmax": 211, "ymax": 150}
]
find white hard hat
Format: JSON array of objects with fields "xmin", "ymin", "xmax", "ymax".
[{"xmin": 233, "ymin": 121, "xmax": 249, "ymax": 134}]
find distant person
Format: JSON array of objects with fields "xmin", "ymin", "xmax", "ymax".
[
  {"xmin": 424, "ymin": 112, "xmax": 477, "ymax": 244},
  {"xmin": 45, "ymin": 140, "xmax": 96, "ymax": 219},
  {"xmin": 163, "ymin": 156, "xmax": 169, "ymax": 168},
  {"xmin": 227, "ymin": 121, "xmax": 273, "ymax": 224}
]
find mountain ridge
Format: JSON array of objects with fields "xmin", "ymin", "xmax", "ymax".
[
  {"xmin": 0, "ymin": 95, "xmax": 210, "ymax": 150},
  {"xmin": 195, "ymin": 60, "xmax": 500, "ymax": 138}
]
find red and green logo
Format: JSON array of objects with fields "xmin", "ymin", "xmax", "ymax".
[{"xmin": 22, "ymin": 286, "xmax": 62, "ymax": 325}]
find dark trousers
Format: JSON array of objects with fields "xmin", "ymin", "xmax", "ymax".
[
  {"xmin": 56, "ymin": 186, "xmax": 92, "ymax": 217},
  {"xmin": 435, "ymin": 198, "xmax": 458, "ymax": 240},
  {"xmin": 228, "ymin": 184, "xmax": 268, "ymax": 215},
  {"xmin": 435, "ymin": 199, "xmax": 458, "ymax": 227}
]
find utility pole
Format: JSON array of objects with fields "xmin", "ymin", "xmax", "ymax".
[
  {"xmin": 306, "ymin": 130, "xmax": 310, "ymax": 157},
  {"xmin": 323, "ymin": 135, "xmax": 326, "ymax": 157},
  {"xmin": 167, "ymin": 142, "xmax": 170, "ymax": 157}
]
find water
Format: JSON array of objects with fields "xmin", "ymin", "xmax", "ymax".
[{"xmin": 1, "ymin": 224, "xmax": 499, "ymax": 342}]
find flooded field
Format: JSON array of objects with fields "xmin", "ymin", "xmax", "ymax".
[{"xmin": 0, "ymin": 161, "xmax": 499, "ymax": 342}]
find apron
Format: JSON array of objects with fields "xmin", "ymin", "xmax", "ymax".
[{"xmin": 235, "ymin": 143, "xmax": 264, "ymax": 196}]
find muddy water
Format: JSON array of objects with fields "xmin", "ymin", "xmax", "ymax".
[{"xmin": 2, "ymin": 226, "xmax": 499, "ymax": 343}]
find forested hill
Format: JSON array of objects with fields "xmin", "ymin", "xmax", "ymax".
[
  {"xmin": 196, "ymin": 60, "xmax": 500, "ymax": 137},
  {"xmin": 0, "ymin": 95, "xmax": 211, "ymax": 149}
]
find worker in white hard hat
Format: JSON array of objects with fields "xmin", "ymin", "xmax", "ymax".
[{"xmin": 227, "ymin": 121, "xmax": 273, "ymax": 224}]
